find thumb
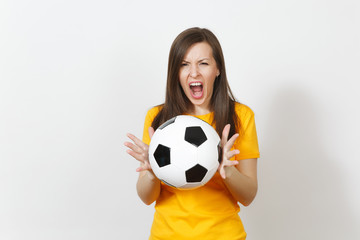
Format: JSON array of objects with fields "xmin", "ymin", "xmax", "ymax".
[{"xmin": 148, "ymin": 127, "xmax": 155, "ymax": 139}]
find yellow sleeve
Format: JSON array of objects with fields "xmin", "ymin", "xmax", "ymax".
[
  {"xmin": 142, "ymin": 106, "xmax": 161, "ymax": 145},
  {"xmin": 234, "ymin": 104, "xmax": 260, "ymax": 160}
]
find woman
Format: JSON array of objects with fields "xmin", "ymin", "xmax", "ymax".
[{"xmin": 125, "ymin": 27, "xmax": 260, "ymax": 240}]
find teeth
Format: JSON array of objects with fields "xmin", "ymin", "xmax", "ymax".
[{"xmin": 190, "ymin": 82, "xmax": 202, "ymax": 86}]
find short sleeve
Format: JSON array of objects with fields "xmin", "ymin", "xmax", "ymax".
[
  {"xmin": 142, "ymin": 106, "xmax": 161, "ymax": 145},
  {"xmin": 234, "ymin": 104, "xmax": 260, "ymax": 160}
]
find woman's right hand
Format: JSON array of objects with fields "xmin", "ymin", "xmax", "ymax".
[{"xmin": 124, "ymin": 127, "xmax": 155, "ymax": 172}]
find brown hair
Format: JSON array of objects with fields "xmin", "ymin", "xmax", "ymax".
[{"xmin": 151, "ymin": 27, "xmax": 241, "ymax": 137}]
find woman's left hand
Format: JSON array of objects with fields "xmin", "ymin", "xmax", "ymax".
[{"xmin": 218, "ymin": 124, "xmax": 240, "ymax": 179}]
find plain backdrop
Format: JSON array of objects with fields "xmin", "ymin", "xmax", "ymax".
[{"xmin": 1, "ymin": 0, "xmax": 359, "ymax": 239}]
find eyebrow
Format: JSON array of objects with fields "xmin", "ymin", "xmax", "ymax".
[{"xmin": 182, "ymin": 58, "xmax": 210, "ymax": 63}]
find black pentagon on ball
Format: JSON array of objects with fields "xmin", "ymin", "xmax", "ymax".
[
  {"xmin": 185, "ymin": 164, "xmax": 208, "ymax": 183},
  {"xmin": 184, "ymin": 126, "xmax": 207, "ymax": 147},
  {"xmin": 158, "ymin": 116, "xmax": 176, "ymax": 130},
  {"xmin": 153, "ymin": 144, "xmax": 171, "ymax": 167}
]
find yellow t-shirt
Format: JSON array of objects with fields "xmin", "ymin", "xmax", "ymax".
[{"xmin": 142, "ymin": 103, "xmax": 260, "ymax": 240}]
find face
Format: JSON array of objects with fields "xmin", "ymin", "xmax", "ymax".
[{"xmin": 179, "ymin": 42, "xmax": 220, "ymax": 114}]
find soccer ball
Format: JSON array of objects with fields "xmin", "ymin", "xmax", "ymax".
[{"xmin": 148, "ymin": 115, "xmax": 221, "ymax": 190}]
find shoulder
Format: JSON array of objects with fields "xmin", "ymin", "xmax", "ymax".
[
  {"xmin": 146, "ymin": 105, "xmax": 163, "ymax": 116},
  {"xmin": 234, "ymin": 102, "xmax": 255, "ymax": 119},
  {"xmin": 145, "ymin": 104, "xmax": 163, "ymax": 122}
]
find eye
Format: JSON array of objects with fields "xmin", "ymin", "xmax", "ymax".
[
  {"xmin": 200, "ymin": 62, "xmax": 209, "ymax": 65},
  {"xmin": 181, "ymin": 62, "xmax": 189, "ymax": 67}
]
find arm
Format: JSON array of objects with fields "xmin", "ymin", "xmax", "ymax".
[
  {"xmin": 222, "ymin": 158, "xmax": 258, "ymax": 206},
  {"xmin": 125, "ymin": 128, "xmax": 161, "ymax": 205},
  {"xmin": 218, "ymin": 124, "xmax": 258, "ymax": 206},
  {"xmin": 136, "ymin": 169, "xmax": 161, "ymax": 205}
]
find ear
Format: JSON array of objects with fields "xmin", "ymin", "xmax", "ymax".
[{"xmin": 216, "ymin": 69, "xmax": 220, "ymax": 77}]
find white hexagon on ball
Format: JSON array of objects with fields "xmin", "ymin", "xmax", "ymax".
[{"xmin": 148, "ymin": 115, "xmax": 221, "ymax": 190}]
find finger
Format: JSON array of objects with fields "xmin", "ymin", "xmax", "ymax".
[
  {"xmin": 224, "ymin": 160, "xmax": 239, "ymax": 167},
  {"xmin": 225, "ymin": 149, "xmax": 240, "ymax": 159},
  {"xmin": 224, "ymin": 133, "xmax": 239, "ymax": 151},
  {"xmin": 136, "ymin": 161, "xmax": 152, "ymax": 172},
  {"xmin": 136, "ymin": 165, "xmax": 151, "ymax": 172},
  {"xmin": 127, "ymin": 133, "xmax": 148, "ymax": 150},
  {"xmin": 149, "ymin": 127, "xmax": 155, "ymax": 139},
  {"xmin": 221, "ymin": 124, "xmax": 231, "ymax": 146},
  {"xmin": 124, "ymin": 141, "xmax": 143, "ymax": 155},
  {"xmin": 126, "ymin": 149, "xmax": 147, "ymax": 162},
  {"xmin": 219, "ymin": 161, "xmax": 239, "ymax": 179},
  {"xmin": 219, "ymin": 166, "xmax": 226, "ymax": 179}
]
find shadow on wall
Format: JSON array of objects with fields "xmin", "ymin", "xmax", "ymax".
[{"xmin": 243, "ymin": 86, "xmax": 359, "ymax": 240}]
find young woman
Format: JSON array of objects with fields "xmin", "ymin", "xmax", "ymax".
[{"xmin": 125, "ymin": 27, "xmax": 260, "ymax": 240}]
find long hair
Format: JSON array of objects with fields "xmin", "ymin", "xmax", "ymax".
[{"xmin": 151, "ymin": 27, "xmax": 241, "ymax": 137}]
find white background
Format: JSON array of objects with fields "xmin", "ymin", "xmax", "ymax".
[{"xmin": 1, "ymin": 0, "xmax": 359, "ymax": 239}]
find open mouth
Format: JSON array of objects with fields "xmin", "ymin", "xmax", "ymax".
[{"xmin": 189, "ymin": 82, "xmax": 204, "ymax": 99}]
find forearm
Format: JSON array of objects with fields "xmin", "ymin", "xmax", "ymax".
[
  {"xmin": 136, "ymin": 170, "xmax": 161, "ymax": 205},
  {"xmin": 223, "ymin": 166, "xmax": 258, "ymax": 206}
]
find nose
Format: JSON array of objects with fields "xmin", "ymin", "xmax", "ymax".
[{"xmin": 189, "ymin": 65, "xmax": 199, "ymax": 78}]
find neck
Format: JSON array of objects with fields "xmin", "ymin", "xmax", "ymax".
[{"xmin": 188, "ymin": 105, "xmax": 211, "ymax": 116}]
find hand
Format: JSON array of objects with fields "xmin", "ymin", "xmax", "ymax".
[
  {"xmin": 124, "ymin": 127, "xmax": 155, "ymax": 172},
  {"xmin": 218, "ymin": 124, "xmax": 240, "ymax": 179}
]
